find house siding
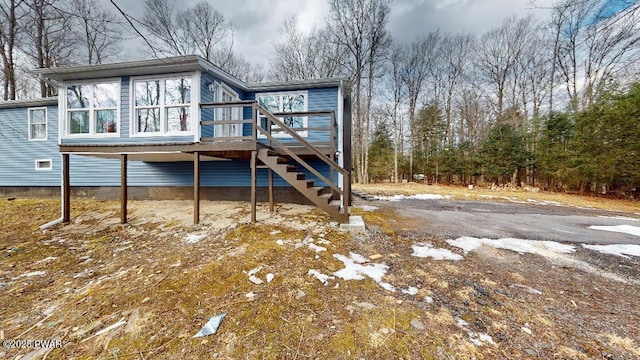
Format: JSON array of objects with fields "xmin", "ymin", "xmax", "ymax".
[
  {"xmin": 66, "ymin": 157, "xmax": 332, "ymax": 187},
  {"xmin": 0, "ymin": 105, "xmax": 60, "ymax": 186}
]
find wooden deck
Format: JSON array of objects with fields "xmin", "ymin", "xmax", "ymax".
[{"xmin": 59, "ymin": 100, "xmax": 350, "ymax": 225}]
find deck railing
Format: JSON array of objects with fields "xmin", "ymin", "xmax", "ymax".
[{"xmin": 199, "ymin": 101, "xmax": 350, "ymax": 215}]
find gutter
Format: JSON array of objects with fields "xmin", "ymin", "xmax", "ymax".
[{"xmin": 40, "ymin": 154, "xmax": 66, "ymax": 230}]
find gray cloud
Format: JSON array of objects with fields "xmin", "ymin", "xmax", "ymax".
[{"xmin": 107, "ymin": 0, "xmax": 554, "ymax": 66}]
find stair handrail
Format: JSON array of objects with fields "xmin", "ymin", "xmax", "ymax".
[{"xmin": 253, "ymin": 103, "xmax": 350, "ymax": 213}]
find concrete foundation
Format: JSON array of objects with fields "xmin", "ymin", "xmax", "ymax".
[
  {"xmin": 0, "ymin": 186, "xmax": 315, "ymax": 205},
  {"xmin": 339, "ymin": 216, "xmax": 366, "ymax": 233}
]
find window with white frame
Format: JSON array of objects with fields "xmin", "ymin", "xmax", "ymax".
[
  {"xmin": 28, "ymin": 107, "xmax": 47, "ymax": 140},
  {"xmin": 257, "ymin": 91, "xmax": 308, "ymax": 137},
  {"xmin": 133, "ymin": 76, "xmax": 191, "ymax": 134},
  {"xmin": 66, "ymin": 81, "xmax": 119, "ymax": 136},
  {"xmin": 35, "ymin": 159, "xmax": 52, "ymax": 170}
]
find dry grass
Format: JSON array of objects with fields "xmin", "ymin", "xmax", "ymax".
[
  {"xmin": 354, "ymin": 182, "xmax": 640, "ymax": 213},
  {"xmin": 1, "ymin": 196, "xmax": 639, "ymax": 359}
]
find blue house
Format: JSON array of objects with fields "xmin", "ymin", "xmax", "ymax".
[{"xmin": 0, "ymin": 56, "xmax": 352, "ymax": 224}]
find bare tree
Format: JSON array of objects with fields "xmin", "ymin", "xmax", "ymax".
[
  {"xmin": 385, "ymin": 43, "xmax": 407, "ymax": 183},
  {"xmin": 23, "ymin": 0, "xmax": 77, "ymax": 97},
  {"xmin": 141, "ymin": 0, "xmax": 234, "ymax": 60},
  {"xmin": 141, "ymin": 0, "xmax": 264, "ymax": 82},
  {"xmin": 269, "ymin": 16, "xmax": 342, "ymax": 81},
  {"xmin": 69, "ymin": 0, "xmax": 123, "ymax": 65},
  {"xmin": 328, "ymin": 0, "xmax": 391, "ymax": 184},
  {"xmin": 476, "ymin": 16, "xmax": 533, "ymax": 121},
  {"xmin": 553, "ymin": 0, "xmax": 640, "ymax": 111},
  {"xmin": 0, "ymin": 0, "xmax": 25, "ymax": 100},
  {"xmin": 403, "ymin": 32, "xmax": 440, "ymax": 181},
  {"xmin": 434, "ymin": 33, "xmax": 475, "ymax": 147}
]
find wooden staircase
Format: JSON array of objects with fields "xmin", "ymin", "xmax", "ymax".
[{"xmin": 257, "ymin": 149, "xmax": 346, "ymax": 223}]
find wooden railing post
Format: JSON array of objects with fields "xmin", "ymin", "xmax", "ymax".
[{"xmin": 252, "ymin": 103, "xmax": 257, "ymax": 142}]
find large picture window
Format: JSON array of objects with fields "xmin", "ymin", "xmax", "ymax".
[
  {"xmin": 257, "ymin": 91, "xmax": 308, "ymax": 137},
  {"xmin": 28, "ymin": 107, "xmax": 47, "ymax": 140},
  {"xmin": 65, "ymin": 81, "xmax": 119, "ymax": 136},
  {"xmin": 134, "ymin": 77, "xmax": 191, "ymax": 134}
]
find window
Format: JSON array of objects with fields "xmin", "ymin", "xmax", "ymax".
[
  {"xmin": 28, "ymin": 108, "xmax": 47, "ymax": 140},
  {"xmin": 35, "ymin": 159, "xmax": 52, "ymax": 171},
  {"xmin": 65, "ymin": 81, "xmax": 119, "ymax": 136},
  {"xmin": 134, "ymin": 76, "xmax": 191, "ymax": 134},
  {"xmin": 257, "ymin": 91, "xmax": 308, "ymax": 137}
]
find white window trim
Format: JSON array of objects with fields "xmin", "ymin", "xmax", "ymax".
[
  {"xmin": 61, "ymin": 78, "xmax": 121, "ymax": 138},
  {"xmin": 256, "ymin": 90, "xmax": 308, "ymax": 138},
  {"xmin": 28, "ymin": 107, "xmax": 47, "ymax": 141},
  {"xmin": 130, "ymin": 72, "xmax": 199, "ymax": 138},
  {"xmin": 35, "ymin": 159, "xmax": 52, "ymax": 171}
]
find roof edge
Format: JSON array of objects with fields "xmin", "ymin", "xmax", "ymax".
[
  {"xmin": 0, "ymin": 97, "xmax": 58, "ymax": 109},
  {"xmin": 247, "ymin": 78, "xmax": 350, "ymax": 92}
]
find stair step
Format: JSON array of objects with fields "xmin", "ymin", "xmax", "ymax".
[
  {"xmin": 272, "ymin": 156, "xmax": 289, "ymax": 164},
  {"xmin": 286, "ymin": 165, "xmax": 297, "ymax": 172},
  {"xmin": 295, "ymin": 172, "xmax": 306, "ymax": 180},
  {"xmin": 318, "ymin": 193, "xmax": 333, "ymax": 203},
  {"xmin": 329, "ymin": 199, "xmax": 342, "ymax": 207},
  {"xmin": 305, "ymin": 180, "xmax": 315, "ymax": 188},
  {"xmin": 266, "ymin": 150, "xmax": 280, "ymax": 156},
  {"xmin": 308, "ymin": 186, "xmax": 324, "ymax": 195}
]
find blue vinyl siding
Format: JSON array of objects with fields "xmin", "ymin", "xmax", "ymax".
[
  {"xmin": 67, "ymin": 157, "xmax": 333, "ymax": 187},
  {"xmin": 0, "ymin": 105, "xmax": 60, "ymax": 186}
]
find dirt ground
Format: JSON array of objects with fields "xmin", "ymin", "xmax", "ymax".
[{"xmin": 1, "ymin": 187, "xmax": 639, "ymax": 359}]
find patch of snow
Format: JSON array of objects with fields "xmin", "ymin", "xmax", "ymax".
[
  {"xmin": 349, "ymin": 252, "xmax": 368, "ymax": 264},
  {"xmin": 446, "ymin": 237, "xmax": 575, "ymax": 256},
  {"xmin": 34, "ymin": 256, "xmax": 57, "ymax": 264},
  {"xmin": 266, "ymin": 273, "xmax": 274, "ymax": 283},
  {"xmin": 247, "ymin": 266, "xmax": 262, "ymax": 277},
  {"xmin": 589, "ymin": 225, "xmax": 640, "ymax": 237},
  {"xmin": 308, "ymin": 243, "xmax": 327, "ymax": 252},
  {"xmin": 374, "ymin": 194, "xmax": 448, "ymax": 201},
  {"xmin": 425, "ymin": 296, "xmax": 434, "ymax": 304},
  {"xmin": 401, "ymin": 286, "xmax": 418, "ymax": 295},
  {"xmin": 275, "ymin": 239, "xmax": 285, "ymax": 246},
  {"xmin": 12, "ymin": 271, "xmax": 46, "ymax": 280},
  {"xmin": 184, "ymin": 233, "xmax": 206, "ymax": 244},
  {"xmin": 598, "ymin": 216, "xmax": 640, "ymax": 222},
  {"xmin": 411, "ymin": 243, "xmax": 463, "ymax": 261},
  {"xmin": 332, "ymin": 253, "xmax": 394, "ymax": 291},
  {"xmin": 379, "ymin": 282, "xmax": 397, "ymax": 292},
  {"xmin": 357, "ymin": 205, "xmax": 379, "ymax": 211},
  {"xmin": 470, "ymin": 332, "xmax": 496, "ymax": 346},
  {"xmin": 307, "ymin": 269, "xmax": 334, "ymax": 285},
  {"xmin": 456, "ymin": 317, "xmax": 496, "ymax": 347},
  {"xmin": 526, "ymin": 199, "xmax": 562, "ymax": 206},
  {"xmin": 582, "ymin": 244, "xmax": 640, "ymax": 259}
]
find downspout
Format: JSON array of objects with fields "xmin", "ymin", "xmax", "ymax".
[{"xmin": 40, "ymin": 153, "xmax": 65, "ymax": 230}]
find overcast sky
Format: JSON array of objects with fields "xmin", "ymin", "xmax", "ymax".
[{"xmin": 110, "ymin": 0, "xmax": 556, "ymax": 67}]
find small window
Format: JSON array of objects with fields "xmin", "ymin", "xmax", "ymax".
[
  {"xmin": 28, "ymin": 108, "xmax": 47, "ymax": 141},
  {"xmin": 257, "ymin": 91, "xmax": 308, "ymax": 137},
  {"xmin": 35, "ymin": 159, "xmax": 52, "ymax": 171}
]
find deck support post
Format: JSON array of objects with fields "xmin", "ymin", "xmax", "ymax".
[
  {"xmin": 250, "ymin": 150, "xmax": 257, "ymax": 223},
  {"xmin": 268, "ymin": 168, "xmax": 274, "ymax": 213},
  {"xmin": 120, "ymin": 154, "xmax": 128, "ymax": 224},
  {"xmin": 194, "ymin": 151, "xmax": 200, "ymax": 225},
  {"xmin": 62, "ymin": 153, "xmax": 70, "ymax": 223}
]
